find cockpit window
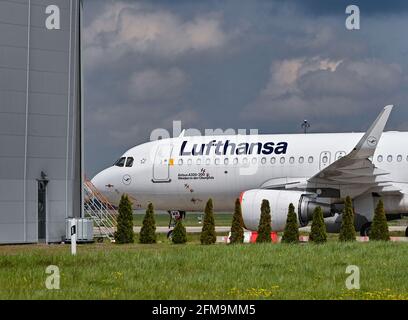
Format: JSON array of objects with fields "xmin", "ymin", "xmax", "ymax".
[
  {"xmin": 126, "ymin": 157, "xmax": 134, "ymax": 167},
  {"xmin": 114, "ymin": 157, "xmax": 126, "ymax": 167}
]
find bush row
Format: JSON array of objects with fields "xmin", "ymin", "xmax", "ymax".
[{"xmin": 113, "ymin": 194, "xmax": 390, "ymax": 244}]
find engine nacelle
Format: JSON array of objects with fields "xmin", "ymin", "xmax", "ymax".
[{"xmin": 241, "ymin": 189, "xmax": 335, "ymax": 231}]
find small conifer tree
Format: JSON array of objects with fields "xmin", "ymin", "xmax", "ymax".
[
  {"xmin": 309, "ymin": 206, "xmax": 327, "ymax": 243},
  {"xmin": 139, "ymin": 202, "xmax": 157, "ymax": 244},
  {"xmin": 229, "ymin": 198, "xmax": 244, "ymax": 244},
  {"xmin": 370, "ymin": 200, "xmax": 390, "ymax": 241},
  {"xmin": 339, "ymin": 196, "xmax": 356, "ymax": 241},
  {"xmin": 256, "ymin": 199, "xmax": 272, "ymax": 243},
  {"xmin": 172, "ymin": 220, "xmax": 187, "ymax": 244},
  {"xmin": 200, "ymin": 199, "xmax": 216, "ymax": 245},
  {"xmin": 114, "ymin": 194, "xmax": 134, "ymax": 244},
  {"xmin": 281, "ymin": 203, "xmax": 299, "ymax": 243}
]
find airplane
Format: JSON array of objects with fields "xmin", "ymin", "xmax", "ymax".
[{"xmin": 91, "ymin": 105, "xmax": 408, "ymax": 236}]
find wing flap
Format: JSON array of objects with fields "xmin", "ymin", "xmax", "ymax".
[{"xmin": 338, "ymin": 167, "xmax": 389, "ymax": 177}]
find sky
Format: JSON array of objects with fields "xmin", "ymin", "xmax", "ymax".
[{"xmin": 82, "ymin": 0, "xmax": 408, "ymax": 177}]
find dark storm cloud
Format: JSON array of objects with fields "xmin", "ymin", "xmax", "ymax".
[
  {"xmin": 241, "ymin": 58, "xmax": 407, "ymax": 132},
  {"xmin": 282, "ymin": 0, "xmax": 408, "ymax": 16},
  {"xmin": 82, "ymin": 0, "xmax": 408, "ymax": 177}
]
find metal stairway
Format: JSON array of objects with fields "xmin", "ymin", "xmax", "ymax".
[{"xmin": 83, "ymin": 179, "xmax": 117, "ymax": 242}]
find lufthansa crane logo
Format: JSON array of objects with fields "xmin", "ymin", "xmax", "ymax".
[
  {"xmin": 367, "ymin": 136, "xmax": 378, "ymax": 147},
  {"xmin": 122, "ymin": 174, "xmax": 132, "ymax": 185}
]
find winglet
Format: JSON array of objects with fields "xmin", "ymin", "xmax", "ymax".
[{"xmin": 352, "ymin": 105, "xmax": 393, "ymax": 159}]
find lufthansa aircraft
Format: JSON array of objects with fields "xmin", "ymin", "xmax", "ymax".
[{"xmin": 92, "ymin": 105, "xmax": 408, "ymax": 236}]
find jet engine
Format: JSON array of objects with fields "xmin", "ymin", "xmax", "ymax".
[{"xmin": 240, "ymin": 189, "xmax": 335, "ymax": 231}]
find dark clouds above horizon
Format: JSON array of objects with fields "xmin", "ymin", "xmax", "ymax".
[{"xmin": 83, "ymin": 0, "xmax": 408, "ymax": 177}]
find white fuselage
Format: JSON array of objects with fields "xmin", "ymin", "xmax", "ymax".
[{"xmin": 91, "ymin": 131, "xmax": 408, "ymax": 212}]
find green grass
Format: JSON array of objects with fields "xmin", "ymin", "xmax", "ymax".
[
  {"xmin": 133, "ymin": 213, "xmax": 233, "ymax": 227},
  {"xmin": 1, "ymin": 237, "xmax": 408, "ymax": 300}
]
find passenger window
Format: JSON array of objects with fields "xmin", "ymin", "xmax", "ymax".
[
  {"xmin": 233, "ymin": 158, "xmax": 238, "ymax": 165},
  {"xmin": 308, "ymin": 156, "xmax": 314, "ymax": 164},
  {"xmin": 125, "ymin": 157, "xmax": 134, "ymax": 167},
  {"xmin": 322, "ymin": 156, "xmax": 328, "ymax": 163},
  {"xmin": 187, "ymin": 159, "xmax": 192, "ymax": 166},
  {"xmin": 243, "ymin": 158, "xmax": 249, "ymax": 165},
  {"xmin": 271, "ymin": 157, "xmax": 276, "ymax": 165},
  {"xmin": 261, "ymin": 157, "xmax": 266, "ymax": 164},
  {"xmin": 397, "ymin": 155, "xmax": 402, "ymax": 162},
  {"xmin": 197, "ymin": 158, "xmax": 201, "ymax": 165},
  {"xmin": 289, "ymin": 157, "xmax": 295, "ymax": 164},
  {"xmin": 224, "ymin": 158, "xmax": 229, "ymax": 165},
  {"xmin": 252, "ymin": 157, "xmax": 257, "ymax": 164},
  {"xmin": 280, "ymin": 157, "xmax": 285, "ymax": 164},
  {"xmin": 178, "ymin": 159, "xmax": 183, "ymax": 165},
  {"xmin": 299, "ymin": 157, "xmax": 304, "ymax": 164},
  {"xmin": 205, "ymin": 158, "xmax": 211, "ymax": 165},
  {"xmin": 387, "ymin": 155, "xmax": 393, "ymax": 162},
  {"xmin": 215, "ymin": 158, "xmax": 220, "ymax": 165},
  {"xmin": 377, "ymin": 155, "xmax": 383, "ymax": 162},
  {"xmin": 114, "ymin": 157, "xmax": 126, "ymax": 167}
]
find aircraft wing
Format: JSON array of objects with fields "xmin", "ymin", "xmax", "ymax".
[{"xmin": 307, "ymin": 105, "xmax": 397, "ymax": 192}]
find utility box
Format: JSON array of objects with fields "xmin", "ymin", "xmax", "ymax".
[{"xmin": 65, "ymin": 218, "xmax": 94, "ymax": 243}]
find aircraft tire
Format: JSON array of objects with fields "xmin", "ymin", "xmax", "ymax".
[
  {"xmin": 360, "ymin": 223, "xmax": 372, "ymax": 237},
  {"xmin": 167, "ymin": 230, "xmax": 173, "ymax": 240},
  {"xmin": 405, "ymin": 226, "xmax": 408, "ymax": 237}
]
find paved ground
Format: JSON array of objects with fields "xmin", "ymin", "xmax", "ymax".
[
  {"xmin": 298, "ymin": 226, "xmax": 407, "ymax": 232},
  {"xmin": 133, "ymin": 226, "xmax": 231, "ymax": 233},
  {"xmin": 93, "ymin": 226, "xmax": 230, "ymax": 235}
]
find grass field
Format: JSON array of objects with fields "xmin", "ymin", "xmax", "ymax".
[{"xmin": 1, "ymin": 233, "xmax": 408, "ymax": 300}]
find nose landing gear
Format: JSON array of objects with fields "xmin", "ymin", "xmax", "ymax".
[
  {"xmin": 167, "ymin": 210, "xmax": 186, "ymax": 239},
  {"xmin": 360, "ymin": 222, "xmax": 372, "ymax": 237}
]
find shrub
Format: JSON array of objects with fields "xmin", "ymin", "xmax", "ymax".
[
  {"xmin": 339, "ymin": 196, "xmax": 356, "ymax": 242},
  {"xmin": 139, "ymin": 203, "xmax": 157, "ymax": 244},
  {"xmin": 309, "ymin": 206, "xmax": 327, "ymax": 243},
  {"xmin": 229, "ymin": 198, "xmax": 244, "ymax": 244},
  {"xmin": 281, "ymin": 203, "xmax": 299, "ymax": 244},
  {"xmin": 200, "ymin": 199, "xmax": 216, "ymax": 245},
  {"xmin": 256, "ymin": 199, "xmax": 272, "ymax": 243},
  {"xmin": 114, "ymin": 194, "xmax": 134, "ymax": 244},
  {"xmin": 172, "ymin": 220, "xmax": 187, "ymax": 244},
  {"xmin": 370, "ymin": 200, "xmax": 390, "ymax": 241}
]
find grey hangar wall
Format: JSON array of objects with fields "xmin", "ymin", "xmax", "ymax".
[{"xmin": 0, "ymin": 0, "xmax": 83, "ymax": 244}]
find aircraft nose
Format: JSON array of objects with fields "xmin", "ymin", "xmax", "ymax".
[{"xmin": 91, "ymin": 169, "xmax": 109, "ymax": 191}]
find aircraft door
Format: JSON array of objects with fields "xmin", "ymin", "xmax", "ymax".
[
  {"xmin": 319, "ymin": 151, "xmax": 331, "ymax": 170},
  {"xmin": 152, "ymin": 144, "xmax": 173, "ymax": 182},
  {"xmin": 38, "ymin": 179, "xmax": 48, "ymax": 242},
  {"xmin": 335, "ymin": 151, "xmax": 346, "ymax": 161}
]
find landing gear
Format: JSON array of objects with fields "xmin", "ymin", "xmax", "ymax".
[
  {"xmin": 167, "ymin": 210, "xmax": 186, "ymax": 238},
  {"xmin": 360, "ymin": 222, "xmax": 372, "ymax": 237},
  {"xmin": 405, "ymin": 226, "xmax": 408, "ymax": 237}
]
